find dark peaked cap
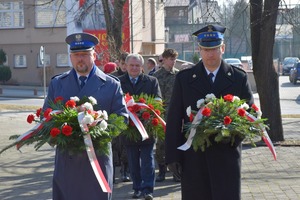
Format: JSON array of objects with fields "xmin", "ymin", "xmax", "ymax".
[
  {"xmin": 192, "ymin": 24, "xmax": 226, "ymax": 48},
  {"xmin": 65, "ymin": 32, "xmax": 99, "ymax": 52}
]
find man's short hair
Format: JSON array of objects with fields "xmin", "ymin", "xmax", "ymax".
[
  {"xmin": 119, "ymin": 52, "xmax": 129, "ymax": 62},
  {"xmin": 125, "ymin": 53, "xmax": 144, "ymax": 65},
  {"xmin": 162, "ymin": 48, "xmax": 178, "ymax": 59}
]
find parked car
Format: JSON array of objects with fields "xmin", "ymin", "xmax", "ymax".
[
  {"xmin": 224, "ymin": 58, "xmax": 243, "ymax": 68},
  {"xmin": 289, "ymin": 62, "xmax": 300, "ymax": 85},
  {"xmin": 282, "ymin": 57, "xmax": 299, "ymax": 75}
]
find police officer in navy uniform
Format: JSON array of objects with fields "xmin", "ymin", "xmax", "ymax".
[
  {"xmin": 165, "ymin": 25, "xmax": 254, "ymax": 200},
  {"xmin": 43, "ymin": 32, "xmax": 128, "ymax": 200}
]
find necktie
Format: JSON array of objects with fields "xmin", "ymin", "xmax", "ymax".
[
  {"xmin": 131, "ymin": 78, "xmax": 137, "ymax": 85},
  {"xmin": 79, "ymin": 76, "xmax": 87, "ymax": 88},
  {"xmin": 208, "ymin": 73, "xmax": 214, "ymax": 85}
]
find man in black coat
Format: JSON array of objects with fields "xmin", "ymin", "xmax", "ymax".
[
  {"xmin": 118, "ymin": 53, "xmax": 161, "ymax": 200},
  {"xmin": 165, "ymin": 24, "xmax": 254, "ymax": 200}
]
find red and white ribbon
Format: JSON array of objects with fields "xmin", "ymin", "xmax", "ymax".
[
  {"xmin": 78, "ymin": 112, "xmax": 112, "ymax": 193},
  {"xmin": 83, "ymin": 134, "xmax": 112, "ymax": 193},
  {"xmin": 178, "ymin": 107, "xmax": 204, "ymax": 151},
  {"xmin": 246, "ymin": 112, "xmax": 277, "ymax": 160}
]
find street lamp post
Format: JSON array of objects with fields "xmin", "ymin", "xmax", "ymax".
[{"xmin": 39, "ymin": 46, "xmax": 46, "ymax": 100}]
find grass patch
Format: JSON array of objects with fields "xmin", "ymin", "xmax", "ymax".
[{"xmin": 0, "ymin": 104, "xmax": 40, "ymax": 111}]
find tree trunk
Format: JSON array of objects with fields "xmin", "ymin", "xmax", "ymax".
[
  {"xmin": 102, "ymin": 0, "xmax": 127, "ymax": 61},
  {"xmin": 250, "ymin": 0, "xmax": 284, "ymax": 141}
]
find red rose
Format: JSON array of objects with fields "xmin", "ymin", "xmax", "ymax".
[
  {"xmin": 223, "ymin": 94, "xmax": 234, "ymax": 102},
  {"xmin": 129, "ymin": 119, "xmax": 135, "ymax": 126},
  {"xmin": 142, "ymin": 112, "xmax": 151, "ymax": 120},
  {"xmin": 62, "ymin": 125, "xmax": 73, "ymax": 136},
  {"xmin": 27, "ymin": 114, "xmax": 35, "ymax": 124},
  {"xmin": 201, "ymin": 107, "xmax": 211, "ymax": 117},
  {"xmin": 251, "ymin": 104, "xmax": 259, "ymax": 112},
  {"xmin": 36, "ymin": 108, "xmax": 42, "ymax": 117},
  {"xmin": 65, "ymin": 100, "xmax": 76, "ymax": 108},
  {"xmin": 128, "ymin": 104, "xmax": 141, "ymax": 113},
  {"xmin": 50, "ymin": 128, "xmax": 61, "ymax": 138},
  {"xmin": 151, "ymin": 118, "xmax": 159, "ymax": 126},
  {"xmin": 139, "ymin": 98, "xmax": 146, "ymax": 103},
  {"xmin": 189, "ymin": 113, "xmax": 194, "ymax": 122},
  {"xmin": 54, "ymin": 96, "xmax": 64, "ymax": 103},
  {"xmin": 148, "ymin": 104, "xmax": 154, "ymax": 110},
  {"xmin": 237, "ymin": 108, "xmax": 246, "ymax": 117},
  {"xmin": 223, "ymin": 116, "xmax": 232, "ymax": 125},
  {"xmin": 44, "ymin": 108, "xmax": 53, "ymax": 118},
  {"xmin": 155, "ymin": 109, "xmax": 161, "ymax": 116}
]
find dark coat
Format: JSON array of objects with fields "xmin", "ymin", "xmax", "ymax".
[
  {"xmin": 165, "ymin": 60, "xmax": 254, "ymax": 200},
  {"xmin": 118, "ymin": 73, "xmax": 162, "ymax": 145},
  {"xmin": 43, "ymin": 67, "xmax": 128, "ymax": 200}
]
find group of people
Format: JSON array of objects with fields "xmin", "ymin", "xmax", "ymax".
[{"xmin": 44, "ymin": 24, "xmax": 253, "ymax": 200}]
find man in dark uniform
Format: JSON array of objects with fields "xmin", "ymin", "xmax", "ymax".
[
  {"xmin": 43, "ymin": 32, "xmax": 128, "ymax": 200},
  {"xmin": 118, "ymin": 53, "xmax": 161, "ymax": 200},
  {"xmin": 165, "ymin": 24, "xmax": 254, "ymax": 200}
]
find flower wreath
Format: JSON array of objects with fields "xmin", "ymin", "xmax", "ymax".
[
  {"xmin": 178, "ymin": 94, "xmax": 276, "ymax": 160},
  {"xmin": 124, "ymin": 93, "xmax": 165, "ymax": 142}
]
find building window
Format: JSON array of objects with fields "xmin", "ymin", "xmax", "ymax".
[
  {"xmin": 38, "ymin": 54, "xmax": 50, "ymax": 67},
  {"xmin": 178, "ymin": 9, "xmax": 184, "ymax": 17},
  {"xmin": 0, "ymin": 2, "xmax": 24, "ymax": 29},
  {"xmin": 14, "ymin": 54, "xmax": 26, "ymax": 68},
  {"xmin": 56, "ymin": 53, "xmax": 68, "ymax": 67},
  {"xmin": 35, "ymin": 0, "xmax": 66, "ymax": 27}
]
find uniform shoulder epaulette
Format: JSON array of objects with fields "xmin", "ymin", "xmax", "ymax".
[
  {"xmin": 232, "ymin": 65, "xmax": 246, "ymax": 73},
  {"xmin": 51, "ymin": 71, "xmax": 69, "ymax": 79},
  {"xmin": 177, "ymin": 64, "xmax": 195, "ymax": 75},
  {"xmin": 51, "ymin": 73, "xmax": 63, "ymax": 80}
]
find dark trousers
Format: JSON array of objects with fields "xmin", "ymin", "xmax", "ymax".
[
  {"xmin": 126, "ymin": 143, "xmax": 155, "ymax": 194},
  {"xmin": 181, "ymin": 143, "xmax": 242, "ymax": 200}
]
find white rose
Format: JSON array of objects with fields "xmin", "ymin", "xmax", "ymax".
[
  {"xmin": 84, "ymin": 102, "xmax": 94, "ymax": 111},
  {"xmin": 233, "ymin": 96, "xmax": 240, "ymax": 102},
  {"xmin": 99, "ymin": 120, "xmax": 108, "ymax": 131},
  {"xmin": 88, "ymin": 96, "xmax": 97, "ymax": 105},
  {"xmin": 186, "ymin": 106, "xmax": 191, "ymax": 117},
  {"xmin": 70, "ymin": 96, "xmax": 80, "ymax": 102},
  {"xmin": 82, "ymin": 114, "xmax": 94, "ymax": 125},
  {"xmin": 241, "ymin": 103, "xmax": 249, "ymax": 110},
  {"xmin": 102, "ymin": 110, "xmax": 108, "ymax": 120},
  {"xmin": 196, "ymin": 99, "xmax": 205, "ymax": 108},
  {"xmin": 205, "ymin": 93, "xmax": 216, "ymax": 102}
]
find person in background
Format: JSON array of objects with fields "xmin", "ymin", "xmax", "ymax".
[
  {"xmin": 110, "ymin": 52, "xmax": 131, "ymax": 183},
  {"xmin": 153, "ymin": 48, "xmax": 179, "ymax": 182},
  {"xmin": 103, "ymin": 62, "xmax": 117, "ymax": 74},
  {"xmin": 165, "ymin": 24, "xmax": 254, "ymax": 200},
  {"xmin": 118, "ymin": 53, "xmax": 161, "ymax": 200},
  {"xmin": 157, "ymin": 54, "xmax": 163, "ymax": 70},
  {"xmin": 43, "ymin": 32, "xmax": 128, "ymax": 200},
  {"xmin": 147, "ymin": 58, "xmax": 157, "ymax": 76},
  {"xmin": 111, "ymin": 52, "xmax": 129, "ymax": 77}
]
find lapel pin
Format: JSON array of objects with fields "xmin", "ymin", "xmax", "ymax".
[
  {"xmin": 227, "ymin": 72, "xmax": 231, "ymax": 76},
  {"xmin": 192, "ymin": 74, "xmax": 196, "ymax": 78}
]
